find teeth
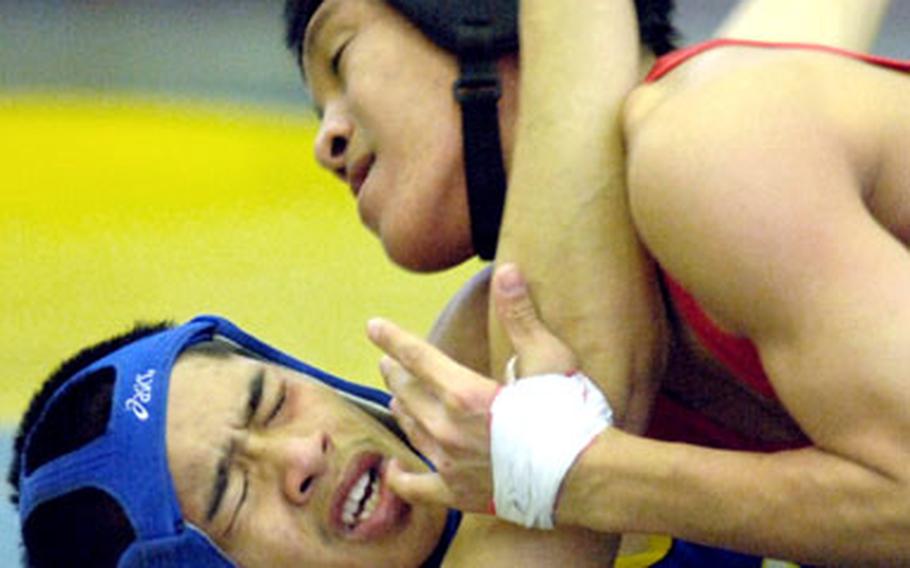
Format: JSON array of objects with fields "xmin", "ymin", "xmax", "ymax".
[
  {"xmin": 342, "ymin": 468, "xmax": 380, "ymax": 529},
  {"xmin": 342, "ymin": 472, "xmax": 369, "ymax": 526},
  {"xmin": 360, "ymin": 485, "xmax": 380, "ymax": 519},
  {"xmin": 351, "ymin": 472, "xmax": 370, "ymax": 503}
]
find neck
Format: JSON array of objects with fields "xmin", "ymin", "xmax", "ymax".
[{"xmin": 421, "ymin": 509, "xmax": 462, "ymax": 567}]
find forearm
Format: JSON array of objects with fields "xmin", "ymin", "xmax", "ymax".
[
  {"xmin": 558, "ymin": 428, "xmax": 910, "ymax": 564},
  {"xmin": 427, "ymin": 275, "xmax": 623, "ymax": 566},
  {"xmin": 493, "ymin": 0, "xmax": 667, "ymax": 431},
  {"xmin": 716, "ymin": 0, "xmax": 891, "ymax": 51}
]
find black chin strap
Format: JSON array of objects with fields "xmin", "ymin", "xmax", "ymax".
[{"xmin": 454, "ymin": 1, "xmax": 508, "ymax": 261}]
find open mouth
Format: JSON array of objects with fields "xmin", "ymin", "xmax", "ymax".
[
  {"xmin": 341, "ymin": 463, "xmax": 381, "ymax": 530},
  {"xmin": 348, "ymin": 155, "xmax": 375, "ymax": 198},
  {"xmin": 332, "ymin": 453, "xmax": 409, "ymax": 540}
]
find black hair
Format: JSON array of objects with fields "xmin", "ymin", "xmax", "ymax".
[
  {"xmin": 284, "ymin": 0, "xmax": 322, "ymax": 65},
  {"xmin": 284, "ymin": 0, "xmax": 677, "ymax": 65},
  {"xmin": 7, "ymin": 321, "xmax": 173, "ymax": 568}
]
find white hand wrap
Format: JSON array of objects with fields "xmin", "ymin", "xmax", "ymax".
[{"xmin": 490, "ymin": 370, "xmax": 613, "ymax": 529}]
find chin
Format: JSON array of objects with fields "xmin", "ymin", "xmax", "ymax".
[{"xmin": 382, "ymin": 230, "xmax": 474, "ymax": 273}]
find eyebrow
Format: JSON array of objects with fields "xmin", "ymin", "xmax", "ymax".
[{"xmin": 205, "ymin": 367, "xmax": 265, "ymax": 523}]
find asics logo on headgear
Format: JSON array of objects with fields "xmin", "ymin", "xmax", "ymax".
[{"xmin": 124, "ymin": 369, "xmax": 156, "ymax": 421}]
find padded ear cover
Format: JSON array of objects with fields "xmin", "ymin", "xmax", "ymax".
[{"xmin": 386, "ymin": 0, "xmax": 519, "ymax": 55}]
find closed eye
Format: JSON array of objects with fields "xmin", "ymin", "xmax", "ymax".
[
  {"xmin": 331, "ymin": 39, "xmax": 351, "ymax": 76},
  {"xmin": 264, "ymin": 381, "xmax": 287, "ymax": 426},
  {"xmin": 225, "ymin": 470, "xmax": 248, "ymax": 537}
]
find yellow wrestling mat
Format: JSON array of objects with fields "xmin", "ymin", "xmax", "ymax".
[{"xmin": 0, "ymin": 93, "xmax": 481, "ymax": 422}]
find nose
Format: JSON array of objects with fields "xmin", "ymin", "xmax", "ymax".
[
  {"xmin": 314, "ymin": 102, "xmax": 352, "ymax": 179},
  {"xmin": 254, "ymin": 431, "xmax": 334, "ymax": 506}
]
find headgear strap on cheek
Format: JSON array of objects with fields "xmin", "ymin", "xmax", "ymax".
[{"xmin": 490, "ymin": 370, "xmax": 613, "ymax": 529}]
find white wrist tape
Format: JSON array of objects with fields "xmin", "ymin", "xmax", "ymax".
[{"xmin": 490, "ymin": 370, "xmax": 613, "ymax": 529}]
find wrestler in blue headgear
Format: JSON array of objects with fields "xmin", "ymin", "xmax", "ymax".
[{"xmin": 9, "ymin": 315, "xmax": 459, "ymax": 567}]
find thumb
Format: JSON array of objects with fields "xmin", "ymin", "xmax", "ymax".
[
  {"xmin": 386, "ymin": 459, "xmax": 455, "ymax": 508},
  {"xmin": 492, "ymin": 263, "xmax": 576, "ymax": 376}
]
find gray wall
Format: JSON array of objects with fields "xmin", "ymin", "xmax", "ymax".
[
  {"xmin": 1, "ymin": 1, "xmax": 907, "ymax": 110},
  {"xmin": 675, "ymin": 0, "xmax": 909, "ymax": 55},
  {"xmin": 0, "ymin": 0, "xmax": 307, "ymax": 109}
]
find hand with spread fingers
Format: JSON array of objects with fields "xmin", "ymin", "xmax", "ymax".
[{"xmin": 367, "ymin": 263, "xmax": 583, "ymax": 518}]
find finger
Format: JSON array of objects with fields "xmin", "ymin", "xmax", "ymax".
[
  {"xmin": 368, "ymin": 317, "xmax": 478, "ymax": 393},
  {"xmin": 380, "ymin": 356, "xmax": 438, "ymax": 416},
  {"xmin": 390, "ymin": 397, "xmax": 440, "ymax": 460},
  {"xmin": 492, "ymin": 263, "xmax": 577, "ymax": 376},
  {"xmin": 386, "ymin": 459, "xmax": 455, "ymax": 508}
]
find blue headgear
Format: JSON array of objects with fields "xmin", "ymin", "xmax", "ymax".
[{"xmin": 18, "ymin": 314, "xmax": 460, "ymax": 567}]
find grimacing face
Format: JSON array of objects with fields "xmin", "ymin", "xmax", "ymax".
[
  {"xmin": 165, "ymin": 343, "xmax": 447, "ymax": 567},
  {"xmin": 303, "ymin": 0, "xmax": 475, "ymax": 272}
]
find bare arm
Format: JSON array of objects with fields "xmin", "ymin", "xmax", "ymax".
[
  {"xmin": 426, "ymin": 269, "xmax": 618, "ymax": 566},
  {"xmin": 556, "ymin": 60, "xmax": 910, "ymax": 564},
  {"xmin": 443, "ymin": 0, "xmax": 893, "ymax": 430},
  {"xmin": 420, "ymin": 0, "xmax": 896, "ymax": 561},
  {"xmin": 379, "ymin": 55, "xmax": 910, "ymax": 564},
  {"xmin": 492, "ymin": 0, "xmax": 667, "ymax": 432},
  {"xmin": 373, "ymin": 238, "xmax": 910, "ymax": 564},
  {"xmin": 716, "ymin": 0, "xmax": 891, "ymax": 51},
  {"xmin": 413, "ymin": 3, "xmax": 649, "ymax": 564},
  {"xmin": 486, "ymin": 0, "xmax": 894, "ymax": 431}
]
